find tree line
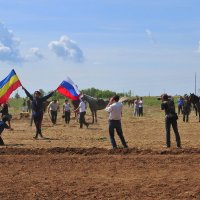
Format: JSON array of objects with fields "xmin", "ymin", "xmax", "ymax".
[{"xmin": 14, "ymin": 87, "xmax": 132, "ymax": 100}]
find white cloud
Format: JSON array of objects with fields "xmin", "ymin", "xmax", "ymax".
[
  {"xmin": 48, "ymin": 35, "xmax": 84, "ymax": 62},
  {"xmin": 0, "ymin": 22, "xmax": 44, "ymax": 63},
  {"xmin": 145, "ymin": 29, "xmax": 156, "ymax": 44},
  {"xmin": 26, "ymin": 47, "xmax": 44, "ymax": 60},
  {"xmin": 0, "ymin": 22, "xmax": 24, "ymax": 63}
]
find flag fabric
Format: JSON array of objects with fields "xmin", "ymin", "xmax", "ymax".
[
  {"xmin": 0, "ymin": 69, "xmax": 22, "ymax": 104},
  {"xmin": 57, "ymin": 77, "xmax": 81, "ymax": 100}
]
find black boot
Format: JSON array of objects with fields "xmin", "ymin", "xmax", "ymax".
[{"xmin": 0, "ymin": 137, "xmax": 5, "ymax": 145}]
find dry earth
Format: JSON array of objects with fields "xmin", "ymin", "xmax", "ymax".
[{"xmin": 0, "ymin": 105, "xmax": 200, "ymax": 200}]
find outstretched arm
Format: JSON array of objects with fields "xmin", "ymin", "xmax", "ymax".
[
  {"xmin": 22, "ymin": 86, "xmax": 33, "ymax": 101},
  {"xmin": 41, "ymin": 91, "xmax": 55, "ymax": 101}
]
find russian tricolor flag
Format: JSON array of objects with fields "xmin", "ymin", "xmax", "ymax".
[{"xmin": 57, "ymin": 77, "xmax": 81, "ymax": 100}]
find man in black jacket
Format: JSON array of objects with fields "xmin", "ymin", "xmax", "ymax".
[
  {"xmin": 161, "ymin": 94, "xmax": 181, "ymax": 148},
  {"xmin": 22, "ymin": 87, "xmax": 54, "ymax": 139}
]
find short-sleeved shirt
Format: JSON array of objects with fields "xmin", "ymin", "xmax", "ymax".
[
  {"xmin": 48, "ymin": 102, "xmax": 59, "ymax": 111},
  {"xmin": 63, "ymin": 103, "xmax": 70, "ymax": 111}
]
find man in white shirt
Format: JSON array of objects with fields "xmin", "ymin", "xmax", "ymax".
[
  {"xmin": 105, "ymin": 95, "xmax": 128, "ymax": 149},
  {"xmin": 63, "ymin": 99, "xmax": 71, "ymax": 124},
  {"xmin": 48, "ymin": 100, "xmax": 59, "ymax": 125},
  {"xmin": 74, "ymin": 98, "xmax": 89, "ymax": 128}
]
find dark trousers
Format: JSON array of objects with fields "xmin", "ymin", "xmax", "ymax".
[
  {"xmin": 109, "ymin": 120, "xmax": 128, "ymax": 149},
  {"xmin": 79, "ymin": 112, "xmax": 88, "ymax": 128},
  {"xmin": 183, "ymin": 114, "xmax": 189, "ymax": 122},
  {"xmin": 139, "ymin": 107, "xmax": 143, "ymax": 116},
  {"xmin": 65, "ymin": 111, "xmax": 71, "ymax": 124},
  {"xmin": 178, "ymin": 105, "xmax": 183, "ymax": 115},
  {"xmin": 50, "ymin": 110, "xmax": 57, "ymax": 124},
  {"xmin": 165, "ymin": 117, "xmax": 181, "ymax": 147},
  {"xmin": 33, "ymin": 113, "xmax": 43, "ymax": 138}
]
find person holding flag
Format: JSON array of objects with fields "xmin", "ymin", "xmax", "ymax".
[{"xmin": 22, "ymin": 87, "xmax": 55, "ymax": 139}]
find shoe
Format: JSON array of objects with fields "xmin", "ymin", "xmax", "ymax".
[
  {"xmin": 162, "ymin": 145, "xmax": 170, "ymax": 148},
  {"xmin": 86, "ymin": 123, "xmax": 89, "ymax": 128},
  {"xmin": 33, "ymin": 136, "xmax": 38, "ymax": 139},
  {"xmin": 177, "ymin": 146, "xmax": 182, "ymax": 149}
]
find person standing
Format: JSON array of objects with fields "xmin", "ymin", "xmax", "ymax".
[
  {"xmin": 177, "ymin": 96, "xmax": 184, "ymax": 115},
  {"xmin": 48, "ymin": 100, "xmax": 59, "ymax": 125},
  {"xmin": 105, "ymin": 95, "xmax": 128, "ymax": 149},
  {"xmin": 182, "ymin": 94, "xmax": 191, "ymax": 122},
  {"xmin": 138, "ymin": 97, "xmax": 143, "ymax": 116},
  {"xmin": 161, "ymin": 94, "xmax": 181, "ymax": 148},
  {"xmin": 74, "ymin": 97, "xmax": 89, "ymax": 128},
  {"xmin": 133, "ymin": 96, "xmax": 139, "ymax": 116},
  {"xmin": 22, "ymin": 87, "xmax": 54, "ymax": 139},
  {"xmin": 63, "ymin": 99, "xmax": 71, "ymax": 124}
]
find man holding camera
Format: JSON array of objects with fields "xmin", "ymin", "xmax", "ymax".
[
  {"xmin": 105, "ymin": 95, "xmax": 128, "ymax": 149},
  {"xmin": 161, "ymin": 94, "xmax": 181, "ymax": 148}
]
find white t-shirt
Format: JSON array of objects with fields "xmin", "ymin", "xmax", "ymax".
[
  {"xmin": 63, "ymin": 103, "xmax": 70, "ymax": 111},
  {"xmin": 105, "ymin": 102, "xmax": 122, "ymax": 120},
  {"xmin": 48, "ymin": 101, "xmax": 59, "ymax": 111},
  {"xmin": 79, "ymin": 101, "xmax": 86, "ymax": 113}
]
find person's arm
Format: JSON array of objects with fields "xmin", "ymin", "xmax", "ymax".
[
  {"xmin": 41, "ymin": 91, "xmax": 55, "ymax": 101},
  {"xmin": 22, "ymin": 86, "xmax": 33, "ymax": 101}
]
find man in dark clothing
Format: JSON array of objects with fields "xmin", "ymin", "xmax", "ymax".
[
  {"xmin": 182, "ymin": 95, "xmax": 191, "ymax": 122},
  {"xmin": 161, "ymin": 94, "xmax": 181, "ymax": 148},
  {"xmin": 22, "ymin": 87, "xmax": 54, "ymax": 139},
  {"xmin": 0, "ymin": 103, "xmax": 12, "ymax": 130},
  {"xmin": 0, "ymin": 116, "xmax": 11, "ymax": 145}
]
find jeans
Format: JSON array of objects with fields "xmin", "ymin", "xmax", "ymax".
[
  {"xmin": 109, "ymin": 120, "xmax": 128, "ymax": 148},
  {"xmin": 64, "ymin": 111, "xmax": 71, "ymax": 124},
  {"xmin": 165, "ymin": 117, "xmax": 181, "ymax": 147},
  {"xmin": 50, "ymin": 110, "xmax": 57, "ymax": 124}
]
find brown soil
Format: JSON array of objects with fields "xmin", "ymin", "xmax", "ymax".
[{"xmin": 1, "ymin": 106, "xmax": 200, "ymax": 199}]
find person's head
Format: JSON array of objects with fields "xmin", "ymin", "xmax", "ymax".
[
  {"xmin": 34, "ymin": 90, "xmax": 41, "ymax": 97},
  {"xmin": 162, "ymin": 93, "xmax": 169, "ymax": 101},
  {"xmin": 53, "ymin": 99, "xmax": 57, "ymax": 103},
  {"xmin": 112, "ymin": 95, "xmax": 120, "ymax": 102},
  {"xmin": 65, "ymin": 99, "xmax": 68, "ymax": 103}
]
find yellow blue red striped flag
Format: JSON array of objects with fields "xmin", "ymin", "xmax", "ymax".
[{"xmin": 0, "ymin": 69, "xmax": 22, "ymax": 103}]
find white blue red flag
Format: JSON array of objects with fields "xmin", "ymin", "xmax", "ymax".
[{"xmin": 56, "ymin": 77, "xmax": 81, "ymax": 100}]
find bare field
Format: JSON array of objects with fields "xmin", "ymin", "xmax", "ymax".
[{"xmin": 1, "ymin": 105, "xmax": 200, "ymax": 199}]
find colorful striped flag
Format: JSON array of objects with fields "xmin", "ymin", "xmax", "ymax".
[
  {"xmin": 57, "ymin": 77, "xmax": 81, "ymax": 100},
  {"xmin": 0, "ymin": 69, "xmax": 22, "ymax": 104}
]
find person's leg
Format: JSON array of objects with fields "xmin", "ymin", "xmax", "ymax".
[
  {"xmin": 186, "ymin": 114, "xmax": 189, "ymax": 122},
  {"xmin": 115, "ymin": 121, "xmax": 128, "ymax": 148},
  {"xmin": 0, "ymin": 136, "xmax": 4, "ymax": 145},
  {"xmin": 37, "ymin": 114, "xmax": 44, "ymax": 138},
  {"xmin": 82, "ymin": 112, "xmax": 89, "ymax": 127},
  {"xmin": 67, "ymin": 111, "xmax": 71, "ymax": 124},
  {"xmin": 109, "ymin": 120, "xmax": 117, "ymax": 149},
  {"xmin": 33, "ymin": 116, "xmax": 39, "ymax": 138},
  {"xmin": 79, "ymin": 112, "xmax": 84, "ymax": 128},
  {"xmin": 171, "ymin": 120, "xmax": 181, "ymax": 148},
  {"xmin": 54, "ymin": 111, "xmax": 57, "ymax": 124},
  {"xmin": 165, "ymin": 118, "xmax": 171, "ymax": 147}
]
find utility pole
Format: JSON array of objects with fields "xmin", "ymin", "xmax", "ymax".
[{"xmin": 195, "ymin": 72, "xmax": 197, "ymax": 95}]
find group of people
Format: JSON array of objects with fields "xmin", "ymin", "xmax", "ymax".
[
  {"xmin": 133, "ymin": 96, "xmax": 143, "ymax": 117},
  {"xmin": 177, "ymin": 95, "xmax": 191, "ymax": 122},
  {"xmin": 1, "ymin": 86, "xmax": 194, "ymax": 150}
]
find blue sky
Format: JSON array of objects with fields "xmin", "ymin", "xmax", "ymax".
[{"xmin": 1, "ymin": 0, "xmax": 200, "ymax": 97}]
